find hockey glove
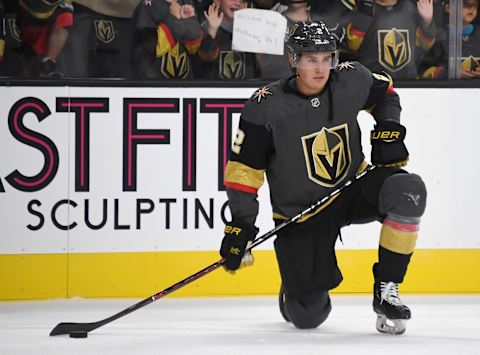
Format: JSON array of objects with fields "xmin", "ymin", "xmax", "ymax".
[
  {"xmin": 357, "ymin": 0, "xmax": 375, "ymax": 16},
  {"xmin": 220, "ymin": 219, "xmax": 258, "ymax": 272},
  {"xmin": 371, "ymin": 121, "xmax": 409, "ymax": 167}
]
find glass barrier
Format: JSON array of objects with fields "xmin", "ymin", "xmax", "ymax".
[{"xmin": 0, "ymin": 0, "xmax": 478, "ymax": 82}]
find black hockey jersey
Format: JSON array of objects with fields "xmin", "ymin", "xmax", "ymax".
[
  {"xmin": 421, "ymin": 25, "xmax": 480, "ymax": 79},
  {"xmin": 133, "ymin": 0, "xmax": 203, "ymax": 79},
  {"xmin": 197, "ymin": 21, "xmax": 259, "ymax": 80},
  {"xmin": 347, "ymin": 1, "xmax": 436, "ymax": 79},
  {"xmin": 225, "ymin": 62, "xmax": 401, "ymax": 225}
]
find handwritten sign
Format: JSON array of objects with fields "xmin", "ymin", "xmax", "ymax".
[{"xmin": 232, "ymin": 9, "xmax": 287, "ymax": 55}]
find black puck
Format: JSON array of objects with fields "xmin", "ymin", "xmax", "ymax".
[{"xmin": 69, "ymin": 331, "xmax": 88, "ymax": 338}]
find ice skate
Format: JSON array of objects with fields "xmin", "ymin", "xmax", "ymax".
[{"xmin": 373, "ymin": 281, "xmax": 411, "ymax": 335}]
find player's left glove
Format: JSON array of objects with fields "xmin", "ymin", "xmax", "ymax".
[
  {"xmin": 220, "ymin": 219, "xmax": 258, "ymax": 272},
  {"xmin": 370, "ymin": 121, "xmax": 409, "ymax": 167}
]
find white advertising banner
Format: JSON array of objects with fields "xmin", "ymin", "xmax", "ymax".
[{"xmin": 0, "ymin": 86, "xmax": 479, "ymax": 254}]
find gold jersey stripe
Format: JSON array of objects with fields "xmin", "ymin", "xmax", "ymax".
[
  {"xmin": 380, "ymin": 224, "xmax": 418, "ymax": 255},
  {"xmin": 0, "ymin": 39, "xmax": 4, "ymax": 58},
  {"xmin": 225, "ymin": 161, "xmax": 265, "ymax": 190}
]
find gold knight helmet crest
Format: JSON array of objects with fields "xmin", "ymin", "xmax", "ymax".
[{"xmin": 301, "ymin": 124, "xmax": 351, "ymax": 187}]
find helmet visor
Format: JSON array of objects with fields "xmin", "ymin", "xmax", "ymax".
[{"xmin": 291, "ymin": 51, "xmax": 339, "ymax": 70}]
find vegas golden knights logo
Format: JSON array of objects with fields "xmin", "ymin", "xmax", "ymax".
[
  {"xmin": 8, "ymin": 19, "xmax": 21, "ymax": 43},
  {"xmin": 301, "ymin": 124, "xmax": 351, "ymax": 187},
  {"xmin": 220, "ymin": 51, "xmax": 245, "ymax": 79},
  {"xmin": 378, "ymin": 28, "xmax": 411, "ymax": 72},
  {"xmin": 461, "ymin": 55, "xmax": 480, "ymax": 72},
  {"xmin": 94, "ymin": 20, "xmax": 115, "ymax": 44},
  {"xmin": 161, "ymin": 43, "xmax": 189, "ymax": 78}
]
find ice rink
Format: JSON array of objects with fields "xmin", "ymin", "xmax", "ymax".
[{"xmin": 1, "ymin": 295, "xmax": 479, "ymax": 355}]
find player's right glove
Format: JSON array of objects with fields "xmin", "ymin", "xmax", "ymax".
[
  {"xmin": 357, "ymin": 0, "xmax": 375, "ymax": 16},
  {"xmin": 220, "ymin": 219, "xmax": 258, "ymax": 272},
  {"xmin": 370, "ymin": 121, "xmax": 409, "ymax": 167}
]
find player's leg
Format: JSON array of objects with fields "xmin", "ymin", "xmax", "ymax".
[
  {"xmin": 274, "ymin": 219, "xmax": 340, "ymax": 329},
  {"xmin": 373, "ymin": 172, "xmax": 426, "ymax": 334},
  {"xmin": 348, "ymin": 167, "xmax": 427, "ymax": 334}
]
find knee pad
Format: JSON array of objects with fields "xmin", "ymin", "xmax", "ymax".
[
  {"xmin": 379, "ymin": 173, "xmax": 427, "ymax": 218},
  {"xmin": 284, "ymin": 291, "xmax": 332, "ymax": 329}
]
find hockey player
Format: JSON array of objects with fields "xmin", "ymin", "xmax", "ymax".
[{"xmin": 220, "ymin": 21, "xmax": 427, "ymax": 334}]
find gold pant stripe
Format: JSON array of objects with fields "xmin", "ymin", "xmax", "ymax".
[
  {"xmin": 272, "ymin": 194, "xmax": 340, "ymax": 223},
  {"xmin": 380, "ymin": 224, "xmax": 418, "ymax": 255},
  {"xmin": 225, "ymin": 161, "xmax": 265, "ymax": 190}
]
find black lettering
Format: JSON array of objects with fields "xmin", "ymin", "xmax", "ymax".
[
  {"xmin": 159, "ymin": 198, "xmax": 176, "ymax": 229},
  {"xmin": 27, "ymin": 199, "xmax": 44, "ymax": 230},
  {"xmin": 136, "ymin": 198, "xmax": 154, "ymax": 229},
  {"xmin": 195, "ymin": 198, "xmax": 213, "ymax": 229},
  {"xmin": 114, "ymin": 198, "xmax": 130, "ymax": 229},
  {"xmin": 85, "ymin": 198, "xmax": 108, "ymax": 230},
  {"xmin": 52, "ymin": 199, "xmax": 77, "ymax": 230}
]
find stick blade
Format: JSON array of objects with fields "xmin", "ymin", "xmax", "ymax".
[{"xmin": 50, "ymin": 322, "xmax": 96, "ymax": 336}]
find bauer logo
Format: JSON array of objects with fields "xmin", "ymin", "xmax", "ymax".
[{"xmin": 301, "ymin": 124, "xmax": 351, "ymax": 187}]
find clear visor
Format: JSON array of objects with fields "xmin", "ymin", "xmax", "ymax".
[{"xmin": 291, "ymin": 51, "xmax": 339, "ymax": 70}]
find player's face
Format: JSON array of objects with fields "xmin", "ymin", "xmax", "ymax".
[{"xmin": 294, "ymin": 52, "xmax": 332, "ymax": 95}]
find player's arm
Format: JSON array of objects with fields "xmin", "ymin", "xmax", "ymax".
[
  {"xmin": 346, "ymin": 0, "xmax": 375, "ymax": 51},
  {"xmin": 221, "ymin": 98, "xmax": 274, "ymax": 272},
  {"xmin": 361, "ymin": 67, "xmax": 409, "ymax": 167}
]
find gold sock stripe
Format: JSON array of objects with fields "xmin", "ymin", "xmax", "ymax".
[{"xmin": 379, "ymin": 224, "xmax": 418, "ymax": 255}]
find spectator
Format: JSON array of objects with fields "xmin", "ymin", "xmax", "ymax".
[
  {"xmin": 257, "ymin": 0, "xmax": 346, "ymax": 79},
  {"xmin": 61, "ymin": 0, "xmax": 140, "ymax": 78},
  {"xmin": 16, "ymin": 0, "xmax": 74, "ymax": 77},
  {"xmin": 0, "ymin": 1, "xmax": 24, "ymax": 76},
  {"xmin": 421, "ymin": 0, "xmax": 480, "ymax": 79},
  {"xmin": 196, "ymin": 0, "xmax": 260, "ymax": 79},
  {"xmin": 132, "ymin": 0, "xmax": 203, "ymax": 79},
  {"xmin": 346, "ymin": 0, "xmax": 436, "ymax": 79}
]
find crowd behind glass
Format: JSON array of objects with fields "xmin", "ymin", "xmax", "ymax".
[{"xmin": 0, "ymin": 0, "xmax": 479, "ymax": 80}]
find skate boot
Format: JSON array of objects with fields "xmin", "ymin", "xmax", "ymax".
[
  {"xmin": 373, "ymin": 281, "xmax": 411, "ymax": 335},
  {"xmin": 278, "ymin": 284, "xmax": 291, "ymax": 322}
]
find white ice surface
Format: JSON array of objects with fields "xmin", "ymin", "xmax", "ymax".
[{"xmin": 0, "ymin": 295, "xmax": 479, "ymax": 355}]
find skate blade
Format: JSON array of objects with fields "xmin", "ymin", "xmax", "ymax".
[{"xmin": 375, "ymin": 314, "xmax": 407, "ymax": 335}]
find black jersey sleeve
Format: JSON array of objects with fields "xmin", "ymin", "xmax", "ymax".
[
  {"xmin": 225, "ymin": 87, "xmax": 274, "ymax": 225},
  {"xmin": 360, "ymin": 65, "xmax": 401, "ymax": 124}
]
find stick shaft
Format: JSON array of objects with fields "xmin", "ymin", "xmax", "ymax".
[{"xmin": 50, "ymin": 165, "xmax": 375, "ymax": 336}]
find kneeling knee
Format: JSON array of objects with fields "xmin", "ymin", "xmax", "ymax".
[{"xmin": 286, "ymin": 292, "xmax": 332, "ymax": 329}]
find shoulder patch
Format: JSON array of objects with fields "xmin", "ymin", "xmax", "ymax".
[
  {"xmin": 251, "ymin": 86, "xmax": 273, "ymax": 104},
  {"xmin": 337, "ymin": 61, "xmax": 357, "ymax": 71}
]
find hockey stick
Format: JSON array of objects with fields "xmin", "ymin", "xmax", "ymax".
[{"xmin": 50, "ymin": 164, "xmax": 376, "ymax": 337}]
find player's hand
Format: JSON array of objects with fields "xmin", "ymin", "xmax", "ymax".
[
  {"xmin": 220, "ymin": 219, "xmax": 257, "ymax": 272},
  {"xmin": 370, "ymin": 121, "xmax": 409, "ymax": 167},
  {"xmin": 417, "ymin": 0, "xmax": 433, "ymax": 27},
  {"xmin": 180, "ymin": 4, "xmax": 195, "ymax": 19},
  {"xmin": 204, "ymin": 3, "xmax": 223, "ymax": 38}
]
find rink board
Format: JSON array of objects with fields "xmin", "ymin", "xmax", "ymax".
[
  {"xmin": 0, "ymin": 85, "xmax": 480, "ymax": 300},
  {"xmin": 1, "ymin": 249, "xmax": 480, "ymax": 300}
]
